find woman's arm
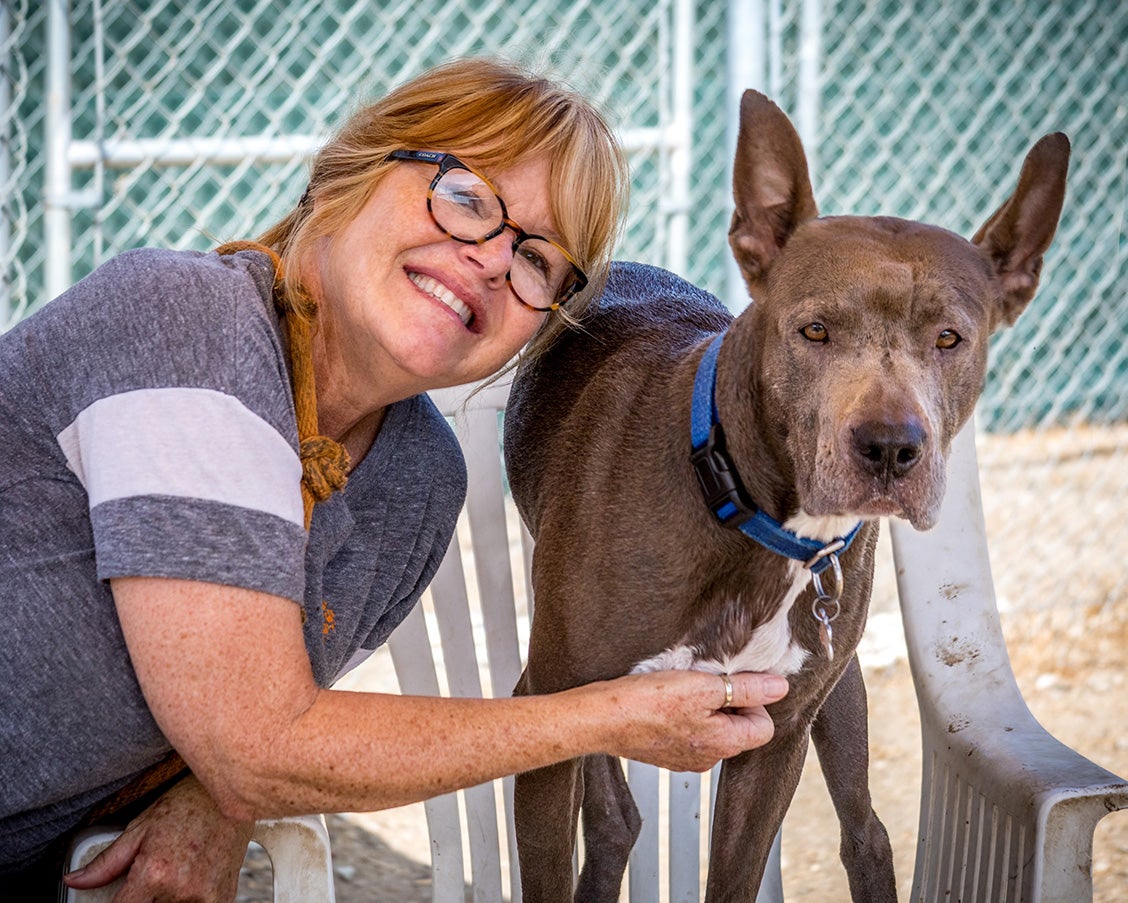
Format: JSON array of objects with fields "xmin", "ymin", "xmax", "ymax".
[{"xmin": 112, "ymin": 576, "xmax": 786, "ymax": 822}]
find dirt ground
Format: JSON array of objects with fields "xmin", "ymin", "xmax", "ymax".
[{"xmin": 235, "ymin": 425, "xmax": 1128, "ymax": 901}]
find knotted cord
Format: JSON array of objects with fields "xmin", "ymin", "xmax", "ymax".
[{"xmin": 215, "ymin": 240, "xmax": 350, "ymax": 529}]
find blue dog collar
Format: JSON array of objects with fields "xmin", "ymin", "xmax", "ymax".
[{"xmin": 689, "ymin": 333, "xmax": 862, "ymax": 574}]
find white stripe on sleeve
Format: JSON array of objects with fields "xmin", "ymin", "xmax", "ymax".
[{"xmin": 57, "ymin": 387, "xmax": 304, "ymax": 527}]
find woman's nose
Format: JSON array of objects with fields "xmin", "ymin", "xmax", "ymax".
[{"xmin": 462, "ymin": 232, "xmax": 515, "ymax": 281}]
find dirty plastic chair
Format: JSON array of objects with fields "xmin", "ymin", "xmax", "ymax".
[
  {"xmin": 889, "ymin": 420, "xmax": 1128, "ymax": 902},
  {"xmin": 64, "ymin": 814, "xmax": 335, "ymax": 902}
]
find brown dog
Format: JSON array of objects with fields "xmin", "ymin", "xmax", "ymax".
[{"xmin": 504, "ymin": 91, "xmax": 1069, "ymax": 901}]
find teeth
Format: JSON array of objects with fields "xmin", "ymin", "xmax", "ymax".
[{"xmin": 409, "ymin": 273, "xmax": 471, "ymax": 325}]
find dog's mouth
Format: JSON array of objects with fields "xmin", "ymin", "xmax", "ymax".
[
  {"xmin": 801, "ymin": 468, "xmax": 945, "ymax": 532},
  {"xmin": 857, "ymin": 493, "xmax": 931, "ymax": 527},
  {"xmin": 850, "ymin": 496, "xmax": 905, "ymax": 518}
]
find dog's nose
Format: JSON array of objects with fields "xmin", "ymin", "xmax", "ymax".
[{"xmin": 851, "ymin": 420, "xmax": 926, "ymax": 480}]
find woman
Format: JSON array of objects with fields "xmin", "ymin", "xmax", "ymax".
[{"xmin": 0, "ymin": 58, "xmax": 787, "ymax": 899}]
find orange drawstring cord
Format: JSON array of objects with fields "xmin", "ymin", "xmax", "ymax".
[{"xmin": 215, "ymin": 241, "xmax": 349, "ymax": 529}]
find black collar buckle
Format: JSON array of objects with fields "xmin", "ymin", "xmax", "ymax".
[{"xmin": 689, "ymin": 423, "xmax": 753, "ymax": 527}]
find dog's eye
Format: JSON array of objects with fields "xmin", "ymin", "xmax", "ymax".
[
  {"xmin": 936, "ymin": 329, "xmax": 962, "ymax": 349},
  {"xmin": 800, "ymin": 323, "xmax": 829, "ymax": 343}
]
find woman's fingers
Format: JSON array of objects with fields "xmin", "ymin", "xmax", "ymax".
[
  {"xmin": 600, "ymin": 669, "xmax": 789, "ymax": 772},
  {"xmin": 726, "ymin": 672, "xmax": 789, "ymax": 710},
  {"xmin": 62, "ymin": 824, "xmax": 142, "ymax": 889},
  {"xmin": 63, "ymin": 775, "xmax": 252, "ymax": 903},
  {"xmin": 722, "ymin": 703, "xmax": 778, "ymax": 751}
]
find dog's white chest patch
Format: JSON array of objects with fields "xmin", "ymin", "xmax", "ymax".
[{"xmin": 630, "ymin": 562, "xmax": 812, "ymax": 678}]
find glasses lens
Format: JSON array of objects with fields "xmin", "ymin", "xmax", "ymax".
[
  {"xmin": 431, "ymin": 169, "xmax": 503, "ymax": 240},
  {"xmin": 510, "ymin": 238, "xmax": 581, "ymax": 311},
  {"xmin": 426, "ymin": 160, "xmax": 585, "ymax": 311}
]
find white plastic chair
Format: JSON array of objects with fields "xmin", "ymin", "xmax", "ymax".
[
  {"xmin": 889, "ymin": 420, "xmax": 1128, "ymax": 902},
  {"xmin": 398, "ymin": 383, "xmax": 1127, "ymax": 902},
  {"xmin": 64, "ymin": 814, "xmax": 335, "ymax": 902}
]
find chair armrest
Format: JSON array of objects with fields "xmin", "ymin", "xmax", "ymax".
[
  {"xmin": 890, "ymin": 422, "xmax": 1128, "ymax": 902},
  {"xmin": 251, "ymin": 815, "xmax": 336, "ymax": 903},
  {"xmin": 64, "ymin": 815, "xmax": 335, "ymax": 902}
]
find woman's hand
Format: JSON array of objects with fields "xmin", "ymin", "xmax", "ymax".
[
  {"xmin": 63, "ymin": 774, "xmax": 254, "ymax": 903},
  {"xmin": 582, "ymin": 669, "xmax": 788, "ymax": 773}
]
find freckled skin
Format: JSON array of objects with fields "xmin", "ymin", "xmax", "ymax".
[{"xmin": 507, "ymin": 90, "xmax": 1068, "ymax": 901}]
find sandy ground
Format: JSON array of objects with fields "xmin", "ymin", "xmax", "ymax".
[{"xmin": 235, "ymin": 426, "xmax": 1128, "ymax": 901}]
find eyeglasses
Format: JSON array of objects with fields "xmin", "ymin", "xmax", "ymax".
[{"xmin": 389, "ymin": 150, "xmax": 588, "ymax": 312}]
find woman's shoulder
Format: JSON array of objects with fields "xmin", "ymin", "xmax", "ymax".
[
  {"xmin": 23, "ymin": 247, "xmax": 277, "ymax": 342},
  {"xmin": 94, "ymin": 246, "xmax": 276, "ymax": 320},
  {"xmin": 12, "ymin": 247, "xmax": 291, "ymax": 438},
  {"xmin": 102, "ymin": 245, "xmax": 271, "ymax": 280}
]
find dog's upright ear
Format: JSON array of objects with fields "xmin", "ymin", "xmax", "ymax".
[
  {"xmin": 972, "ymin": 133, "xmax": 1070, "ymax": 329},
  {"xmin": 728, "ymin": 90, "xmax": 818, "ymax": 296}
]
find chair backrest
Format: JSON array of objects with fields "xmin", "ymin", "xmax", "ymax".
[
  {"xmin": 889, "ymin": 420, "xmax": 1128, "ymax": 902},
  {"xmin": 389, "ymin": 381, "xmax": 777, "ymax": 903},
  {"xmin": 387, "ymin": 380, "xmax": 525, "ymax": 903}
]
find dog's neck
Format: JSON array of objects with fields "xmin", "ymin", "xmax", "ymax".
[{"xmin": 690, "ymin": 333, "xmax": 862, "ymax": 571}]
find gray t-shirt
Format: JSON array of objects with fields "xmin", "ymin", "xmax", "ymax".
[{"xmin": 0, "ymin": 248, "xmax": 467, "ymax": 870}]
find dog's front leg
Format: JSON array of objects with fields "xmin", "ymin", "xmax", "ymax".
[
  {"xmin": 515, "ymin": 756, "xmax": 584, "ymax": 902},
  {"xmin": 575, "ymin": 753, "xmax": 641, "ymax": 902},
  {"xmin": 706, "ymin": 736, "xmax": 808, "ymax": 902},
  {"xmin": 811, "ymin": 655, "xmax": 896, "ymax": 902}
]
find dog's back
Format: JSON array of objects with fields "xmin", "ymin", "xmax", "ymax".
[{"xmin": 505, "ymin": 261, "xmax": 730, "ymax": 534}]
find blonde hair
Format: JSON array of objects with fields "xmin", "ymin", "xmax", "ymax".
[{"xmin": 258, "ymin": 57, "xmax": 628, "ymax": 363}]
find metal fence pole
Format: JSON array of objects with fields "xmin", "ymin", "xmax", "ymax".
[
  {"xmin": 45, "ymin": 0, "xmax": 71, "ymax": 301},
  {"xmin": 767, "ymin": 0, "xmax": 782, "ymax": 98},
  {"xmin": 666, "ymin": 0, "xmax": 693, "ymax": 277},
  {"xmin": 726, "ymin": 0, "xmax": 766, "ymax": 311},
  {"xmin": 795, "ymin": 0, "xmax": 821, "ymax": 182}
]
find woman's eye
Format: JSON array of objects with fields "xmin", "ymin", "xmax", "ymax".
[
  {"xmin": 937, "ymin": 329, "xmax": 962, "ymax": 349},
  {"xmin": 518, "ymin": 244, "xmax": 551, "ymax": 277},
  {"xmin": 448, "ymin": 188, "xmax": 492, "ymax": 218},
  {"xmin": 800, "ymin": 322, "xmax": 829, "ymax": 343}
]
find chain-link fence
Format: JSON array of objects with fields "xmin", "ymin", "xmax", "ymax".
[
  {"xmin": 3, "ymin": 1, "xmax": 1125, "ymax": 608},
  {"xmin": 5, "ymin": 0, "xmax": 703, "ymax": 316}
]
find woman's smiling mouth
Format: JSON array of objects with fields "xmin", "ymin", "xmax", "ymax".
[{"xmin": 409, "ymin": 272, "xmax": 474, "ymax": 327}]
